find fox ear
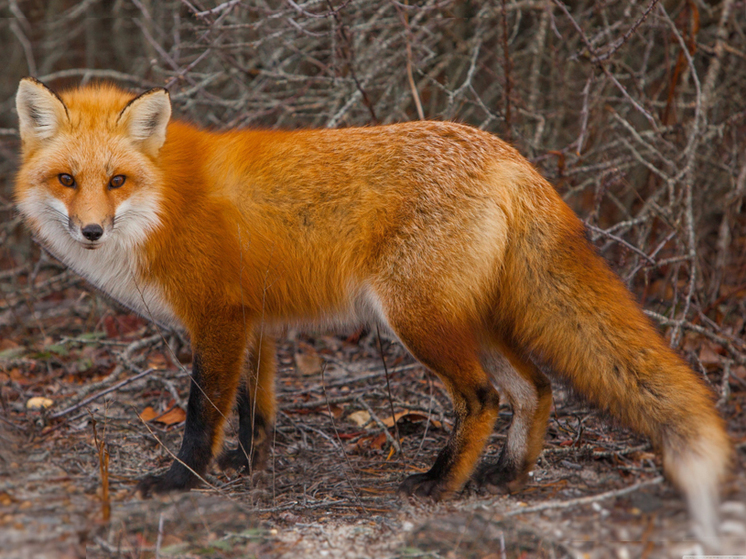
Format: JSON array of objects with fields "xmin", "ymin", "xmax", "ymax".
[
  {"xmin": 16, "ymin": 77, "xmax": 69, "ymax": 149},
  {"xmin": 118, "ymin": 88, "xmax": 171, "ymax": 156}
]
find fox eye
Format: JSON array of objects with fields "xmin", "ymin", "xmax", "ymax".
[
  {"xmin": 58, "ymin": 174, "xmax": 75, "ymax": 188},
  {"xmin": 109, "ymin": 175, "xmax": 126, "ymax": 189}
]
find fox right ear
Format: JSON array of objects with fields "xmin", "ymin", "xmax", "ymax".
[{"xmin": 16, "ymin": 77, "xmax": 69, "ymax": 149}]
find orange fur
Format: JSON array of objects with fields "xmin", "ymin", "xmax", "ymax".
[{"xmin": 14, "ymin": 79, "xmax": 731, "ymax": 543}]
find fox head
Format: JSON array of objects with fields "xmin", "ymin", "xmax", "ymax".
[{"xmin": 14, "ymin": 78, "xmax": 170, "ymax": 252}]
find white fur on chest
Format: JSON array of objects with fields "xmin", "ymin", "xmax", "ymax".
[
  {"xmin": 55, "ymin": 236, "xmax": 178, "ymax": 328},
  {"xmin": 19, "ymin": 193, "xmax": 180, "ymax": 329}
]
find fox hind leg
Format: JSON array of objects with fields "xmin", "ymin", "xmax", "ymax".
[
  {"xmin": 218, "ymin": 334, "xmax": 276, "ymax": 474},
  {"xmin": 384, "ymin": 308, "xmax": 501, "ymax": 500},
  {"xmin": 476, "ymin": 339, "xmax": 552, "ymax": 493}
]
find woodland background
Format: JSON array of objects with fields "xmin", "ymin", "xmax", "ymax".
[{"xmin": 0, "ymin": 1, "xmax": 745, "ymax": 558}]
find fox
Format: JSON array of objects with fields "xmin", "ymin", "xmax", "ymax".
[{"xmin": 14, "ymin": 77, "xmax": 731, "ymax": 542}]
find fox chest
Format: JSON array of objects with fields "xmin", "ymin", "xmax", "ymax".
[{"xmin": 44, "ymin": 238, "xmax": 181, "ymax": 329}]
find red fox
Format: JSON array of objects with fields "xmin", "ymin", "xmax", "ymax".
[{"xmin": 15, "ymin": 78, "xmax": 731, "ymax": 541}]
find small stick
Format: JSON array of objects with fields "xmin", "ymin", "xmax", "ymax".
[
  {"xmin": 502, "ymin": 476, "xmax": 664, "ymax": 517},
  {"xmin": 355, "ymin": 397, "xmax": 401, "ymax": 454},
  {"xmin": 50, "ymin": 368, "xmax": 159, "ymax": 419},
  {"xmin": 377, "ymin": 324, "xmax": 403, "ymax": 457},
  {"xmin": 155, "ymin": 512, "xmax": 165, "ymax": 559}
]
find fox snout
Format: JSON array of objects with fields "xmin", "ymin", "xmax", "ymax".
[
  {"xmin": 81, "ymin": 224, "xmax": 104, "ymax": 242},
  {"xmin": 67, "ymin": 216, "xmax": 110, "ymax": 248}
]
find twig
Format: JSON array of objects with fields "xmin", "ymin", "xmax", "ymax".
[
  {"xmin": 91, "ymin": 414, "xmax": 111, "ymax": 522},
  {"xmin": 394, "ymin": 0, "xmax": 424, "ymax": 120},
  {"xmin": 594, "ymin": 0, "xmax": 661, "ymax": 62},
  {"xmin": 195, "ymin": 0, "xmax": 242, "ymax": 19},
  {"xmin": 500, "ymin": 0, "xmax": 512, "ymax": 142},
  {"xmin": 10, "ymin": 19, "xmax": 36, "ymax": 76},
  {"xmin": 326, "ymin": 0, "xmax": 379, "ymax": 124},
  {"xmin": 502, "ymin": 476, "xmax": 664, "ymax": 516},
  {"xmin": 584, "ymin": 223, "xmax": 655, "ymax": 264},
  {"xmin": 552, "ymin": 0, "xmax": 658, "ymax": 130},
  {"xmin": 155, "ymin": 512, "xmax": 165, "ymax": 559},
  {"xmin": 376, "ymin": 324, "xmax": 403, "ymax": 457},
  {"xmin": 645, "ymin": 310, "xmax": 746, "ymax": 364},
  {"xmin": 50, "ymin": 368, "xmax": 160, "ymax": 419}
]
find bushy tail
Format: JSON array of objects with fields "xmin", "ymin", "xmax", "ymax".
[{"xmin": 498, "ymin": 198, "xmax": 732, "ymax": 542}]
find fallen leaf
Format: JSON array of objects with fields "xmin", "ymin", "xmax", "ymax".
[
  {"xmin": 139, "ymin": 406, "xmax": 159, "ymax": 422},
  {"xmin": 0, "ymin": 492, "xmax": 15, "ymax": 506},
  {"xmin": 104, "ymin": 314, "xmax": 146, "ymax": 338},
  {"xmin": 147, "ymin": 353, "xmax": 169, "ymax": 369},
  {"xmin": 139, "ymin": 406, "xmax": 186, "ymax": 425},
  {"xmin": 347, "ymin": 410, "xmax": 371, "ymax": 427},
  {"xmin": 26, "ymin": 397, "xmax": 54, "ymax": 410},
  {"xmin": 698, "ymin": 343, "xmax": 722, "ymax": 367},
  {"xmin": 382, "ymin": 411, "xmax": 441, "ymax": 429},
  {"xmin": 295, "ymin": 351, "xmax": 323, "ymax": 376},
  {"xmin": 155, "ymin": 406, "xmax": 186, "ymax": 425},
  {"xmin": 0, "ymin": 339, "xmax": 19, "ymax": 351},
  {"xmin": 369, "ymin": 432, "xmax": 388, "ymax": 451},
  {"xmin": 318, "ymin": 404, "xmax": 344, "ymax": 419},
  {"xmin": 0, "ymin": 347, "xmax": 25, "ymax": 360}
]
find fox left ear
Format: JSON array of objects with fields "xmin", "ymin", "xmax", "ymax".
[{"xmin": 117, "ymin": 88, "xmax": 171, "ymax": 157}]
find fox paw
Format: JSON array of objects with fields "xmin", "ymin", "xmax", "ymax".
[
  {"xmin": 474, "ymin": 462, "xmax": 529, "ymax": 495},
  {"xmin": 136, "ymin": 468, "xmax": 200, "ymax": 498},
  {"xmin": 216, "ymin": 446, "xmax": 267, "ymax": 474},
  {"xmin": 398, "ymin": 473, "xmax": 452, "ymax": 501}
]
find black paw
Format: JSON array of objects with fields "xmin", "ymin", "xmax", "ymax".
[
  {"xmin": 217, "ymin": 449, "xmax": 249, "ymax": 472},
  {"xmin": 474, "ymin": 462, "xmax": 528, "ymax": 495},
  {"xmin": 216, "ymin": 445, "xmax": 267, "ymax": 474},
  {"xmin": 398, "ymin": 473, "xmax": 451, "ymax": 501},
  {"xmin": 136, "ymin": 467, "xmax": 200, "ymax": 498}
]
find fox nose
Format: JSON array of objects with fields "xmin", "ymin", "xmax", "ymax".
[{"xmin": 82, "ymin": 224, "xmax": 103, "ymax": 241}]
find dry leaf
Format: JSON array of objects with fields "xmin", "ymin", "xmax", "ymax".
[
  {"xmin": 139, "ymin": 406, "xmax": 186, "ymax": 425},
  {"xmin": 698, "ymin": 343, "xmax": 722, "ymax": 366},
  {"xmin": 369, "ymin": 432, "xmax": 387, "ymax": 451},
  {"xmin": 139, "ymin": 406, "xmax": 158, "ymax": 422},
  {"xmin": 319, "ymin": 404, "xmax": 344, "ymax": 419},
  {"xmin": 26, "ymin": 397, "xmax": 54, "ymax": 410},
  {"xmin": 155, "ymin": 407, "xmax": 186, "ymax": 425},
  {"xmin": 146, "ymin": 353, "xmax": 169, "ymax": 369},
  {"xmin": 0, "ymin": 491, "xmax": 16, "ymax": 506},
  {"xmin": 382, "ymin": 411, "xmax": 440, "ymax": 429},
  {"xmin": 347, "ymin": 410, "xmax": 371, "ymax": 427},
  {"xmin": 0, "ymin": 339, "xmax": 19, "ymax": 351},
  {"xmin": 295, "ymin": 351, "xmax": 323, "ymax": 376}
]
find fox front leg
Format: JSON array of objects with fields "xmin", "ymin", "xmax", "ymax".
[{"xmin": 137, "ymin": 316, "xmax": 247, "ymax": 496}]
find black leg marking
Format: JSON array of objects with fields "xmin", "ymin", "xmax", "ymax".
[
  {"xmin": 474, "ymin": 446, "xmax": 529, "ymax": 494},
  {"xmin": 137, "ymin": 353, "xmax": 214, "ymax": 496},
  {"xmin": 217, "ymin": 381, "xmax": 271, "ymax": 473},
  {"xmin": 398, "ymin": 438, "xmax": 457, "ymax": 499}
]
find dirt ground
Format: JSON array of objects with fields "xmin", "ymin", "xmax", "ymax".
[{"xmin": 1, "ymin": 254, "xmax": 745, "ymax": 559}]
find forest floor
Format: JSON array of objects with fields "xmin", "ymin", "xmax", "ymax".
[{"xmin": 1, "ymin": 251, "xmax": 746, "ymax": 559}]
